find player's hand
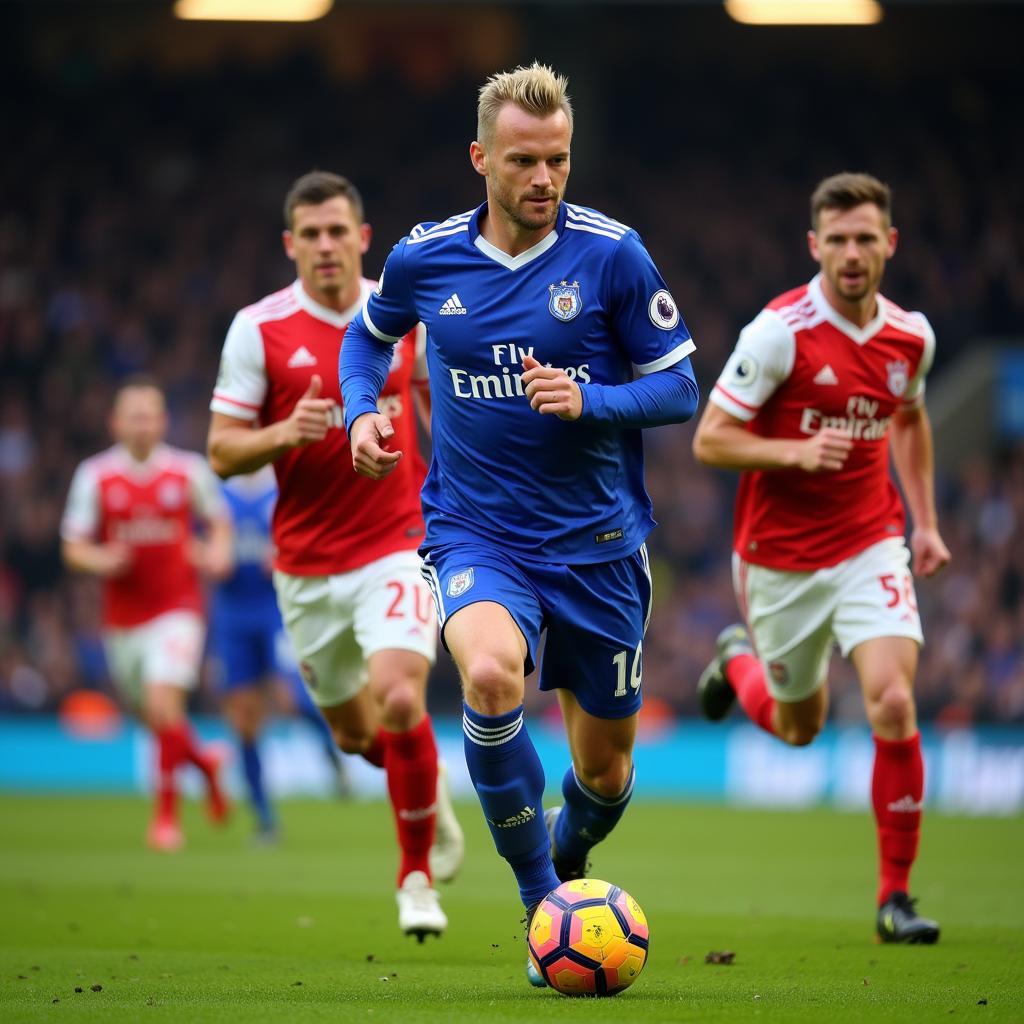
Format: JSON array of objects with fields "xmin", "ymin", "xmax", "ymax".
[
  {"xmin": 97, "ymin": 542, "xmax": 133, "ymax": 577},
  {"xmin": 349, "ymin": 411, "xmax": 402, "ymax": 480},
  {"xmin": 796, "ymin": 428, "xmax": 853, "ymax": 473},
  {"xmin": 280, "ymin": 375, "xmax": 336, "ymax": 448},
  {"xmin": 910, "ymin": 526, "xmax": 950, "ymax": 578},
  {"xmin": 522, "ymin": 355, "xmax": 583, "ymax": 421},
  {"xmin": 189, "ymin": 539, "xmax": 234, "ymax": 581}
]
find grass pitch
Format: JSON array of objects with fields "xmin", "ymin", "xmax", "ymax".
[{"xmin": 1, "ymin": 795, "xmax": 1021, "ymax": 1022}]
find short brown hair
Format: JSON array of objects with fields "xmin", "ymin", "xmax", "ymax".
[
  {"xmin": 810, "ymin": 172, "xmax": 891, "ymax": 228},
  {"xmin": 283, "ymin": 171, "xmax": 364, "ymax": 229},
  {"xmin": 477, "ymin": 62, "xmax": 573, "ymax": 149}
]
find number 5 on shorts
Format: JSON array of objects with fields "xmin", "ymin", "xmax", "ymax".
[{"xmin": 612, "ymin": 642, "xmax": 643, "ymax": 698}]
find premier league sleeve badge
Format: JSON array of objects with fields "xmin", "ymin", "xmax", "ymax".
[{"xmin": 548, "ymin": 280, "xmax": 582, "ymax": 322}]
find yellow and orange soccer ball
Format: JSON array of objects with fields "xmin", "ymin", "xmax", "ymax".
[{"xmin": 527, "ymin": 878, "xmax": 649, "ymax": 996}]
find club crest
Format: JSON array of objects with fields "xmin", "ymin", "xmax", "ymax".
[
  {"xmin": 548, "ymin": 280, "xmax": 582, "ymax": 322},
  {"xmin": 886, "ymin": 359, "xmax": 909, "ymax": 397},
  {"xmin": 446, "ymin": 568, "xmax": 475, "ymax": 598}
]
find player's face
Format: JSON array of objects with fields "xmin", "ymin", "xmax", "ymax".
[
  {"xmin": 473, "ymin": 104, "xmax": 571, "ymax": 235},
  {"xmin": 809, "ymin": 203, "xmax": 897, "ymax": 306},
  {"xmin": 283, "ymin": 196, "xmax": 371, "ymax": 306},
  {"xmin": 111, "ymin": 386, "xmax": 167, "ymax": 458}
]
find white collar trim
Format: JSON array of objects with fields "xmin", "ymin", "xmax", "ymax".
[
  {"xmin": 809, "ymin": 274, "xmax": 887, "ymax": 346},
  {"xmin": 473, "ymin": 230, "xmax": 559, "ymax": 271},
  {"xmin": 292, "ymin": 278, "xmax": 369, "ymax": 328}
]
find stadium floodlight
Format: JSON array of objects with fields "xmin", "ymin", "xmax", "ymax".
[
  {"xmin": 724, "ymin": 0, "xmax": 883, "ymax": 25},
  {"xmin": 174, "ymin": 0, "xmax": 333, "ymax": 21}
]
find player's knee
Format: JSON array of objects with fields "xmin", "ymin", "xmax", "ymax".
[
  {"xmin": 333, "ymin": 728, "xmax": 371, "ymax": 756},
  {"xmin": 460, "ymin": 652, "xmax": 522, "ymax": 714},
  {"xmin": 379, "ymin": 679, "xmax": 421, "ymax": 729},
  {"xmin": 577, "ymin": 756, "xmax": 632, "ymax": 799},
  {"xmin": 869, "ymin": 679, "xmax": 916, "ymax": 733}
]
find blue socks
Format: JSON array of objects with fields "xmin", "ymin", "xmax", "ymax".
[
  {"xmin": 241, "ymin": 740, "xmax": 274, "ymax": 832},
  {"xmin": 554, "ymin": 763, "xmax": 635, "ymax": 866},
  {"xmin": 463, "ymin": 703, "xmax": 561, "ymax": 907}
]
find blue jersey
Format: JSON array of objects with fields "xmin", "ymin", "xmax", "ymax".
[
  {"xmin": 347, "ymin": 201, "xmax": 696, "ymax": 565},
  {"xmin": 213, "ymin": 471, "xmax": 280, "ymax": 626}
]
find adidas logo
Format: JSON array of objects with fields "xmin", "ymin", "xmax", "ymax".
[
  {"xmin": 813, "ymin": 363, "xmax": 838, "ymax": 386},
  {"xmin": 491, "ymin": 805, "xmax": 536, "ymax": 829},
  {"xmin": 287, "ymin": 346, "xmax": 318, "ymax": 368},
  {"xmin": 887, "ymin": 795, "xmax": 924, "ymax": 813},
  {"xmin": 439, "ymin": 293, "xmax": 468, "ymax": 316}
]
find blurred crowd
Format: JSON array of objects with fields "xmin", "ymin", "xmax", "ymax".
[{"xmin": 1, "ymin": 8, "xmax": 1021, "ymax": 723}]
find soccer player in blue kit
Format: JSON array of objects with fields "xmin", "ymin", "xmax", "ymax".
[
  {"xmin": 340, "ymin": 63, "xmax": 699, "ymax": 981},
  {"xmin": 212, "ymin": 466, "xmax": 344, "ymax": 840}
]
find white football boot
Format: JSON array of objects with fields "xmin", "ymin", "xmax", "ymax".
[
  {"xmin": 428, "ymin": 760, "xmax": 465, "ymax": 883},
  {"xmin": 397, "ymin": 870, "xmax": 448, "ymax": 942}
]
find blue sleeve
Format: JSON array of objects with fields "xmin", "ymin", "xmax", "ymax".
[
  {"xmin": 608, "ymin": 231, "xmax": 696, "ymax": 372},
  {"xmin": 577, "ymin": 358, "xmax": 699, "ymax": 428},
  {"xmin": 339, "ymin": 237, "xmax": 420, "ymax": 435}
]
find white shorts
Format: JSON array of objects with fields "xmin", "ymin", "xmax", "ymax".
[
  {"xmin": 273, "ymin": 549, "xmax": 437, "ymax": 708},
  {"xmin": 733, "ymin": 536, "xmax": 924, "ymax": 703},
  {"xmin": 103, "ymin": 610, "xmax": 205, "ymax": 703}
]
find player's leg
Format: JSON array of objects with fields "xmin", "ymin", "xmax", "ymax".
[
  {"xmin": 698, "ymin": 556, "xmax": 833, "ymax": 745},
  {"xmin": 550, "ymin": 692, "xmax": 637, "ymax": 879},
  {"xmin": 222, "ymin": 684, "xmax": 274, "ymax": 836},
  {"xmin": 141, "ymin": 612, "xmax": 229, "ymax": 828},
  {"xmin": 426, "ymin": 544, "xmax": 559, "ymax": 911},
  {"xmin": 835, "ymin": 537, "xmax": 936, "ymax": 943},
  {"xmin": 537, "ymin": 548, "xmax": 650, "ymax": 878}
]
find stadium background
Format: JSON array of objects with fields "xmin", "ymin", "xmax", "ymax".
[{"xmin": 1, "ymin": 0, "xmax": 1022, "ymax": 812}]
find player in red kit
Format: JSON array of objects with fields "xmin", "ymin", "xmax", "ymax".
[
  {"xmin": 693, "ymin": 173, "xmax": 950, "ymax": 944},
  {"xmin": 61, "ymin": 377, "xmax": 233, "ymax": 851},
  {"xmin": 207, "ymin": 171, "xmax": 463, "ymax": 940}
]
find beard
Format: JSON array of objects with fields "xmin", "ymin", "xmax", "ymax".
[{"xmin": 490, "ymin": 177, "xmax": 561, "ymax": 232}]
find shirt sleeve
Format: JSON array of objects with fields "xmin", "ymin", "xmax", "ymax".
[
  {"xmin": 186, "ymin": 453, "xmax": 230, "ymax": 521},
  {"xmin": 359, "ymin": 239, "xmax": 420, "ymax": 343},
  {"xmin": 607, "ymin": 231, "xmax": 696, "ymax": 374},
  {"xmin": 709, "ymin": 309, "xmax": 796, "ymax": 422},
  {"xmin": 901, "ymin": 313, "xmax": 935, "ymax": 409},
  {"xmin": 579, "ymin": 358, "xmax": 699, "ymax": 428},
  {"xmin": 61, "ymin": 461, "xmax": 99, "ymax": 541},
  {"xmin": 210, "ymin": 312, "xmax": 267, "ymax": 420}
]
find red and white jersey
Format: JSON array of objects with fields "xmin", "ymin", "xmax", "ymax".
[
  {"xmin": 61, "ymin": 444, "xmax": 227, "ymax": 628},
  {"xmin": 210, "ymin": 279, "xmax": 428, "ymax": 576},
  {"xmin": 710, "ymin": 274, "xmax": 935, "ymax": 571}
]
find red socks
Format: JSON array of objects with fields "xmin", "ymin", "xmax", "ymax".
[
  {"xmin": 872, "ymin": 732, "xmax": 924, "ymax": 905},
  {"xmin": 725, "ymin": 654, "xmax": 777, "ymax": 735},
  {"xmin": 155, "ymin": 725, "xmax": 186, "ymax": 821},
  {"xmin": 361, "ymin": 730, "xmax": 387, "ymax": 769},
  {"xmin": 383, "ymin": 716, "xmax": 438, "ymax": 885}
]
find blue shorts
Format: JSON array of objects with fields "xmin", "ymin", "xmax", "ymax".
[
  {"xmin": 210, "ymin": 615, "xmax": 296, "ymax": 692},
  {"xmin": 421, "ymin": 541, "xmax": 652, "ymax": 719}
]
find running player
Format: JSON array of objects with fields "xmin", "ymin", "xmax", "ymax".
[
  {"xmin": 210, "ymin": 466, "xmax": 347, "ymax": 842},
  {"xmin": 61, "ymin": 376, "xmax": 233, "ymax": 851},
  {"xmin": 207, "ymin": 171, "xmax": 463, "ymax": 940},
  {"xmin": 339, "ymin": 64, "xmax": 699, "ymax": 983},
  {"xmin": 692, "ymin": 172, "xmax": 949, "ymax": 944}
]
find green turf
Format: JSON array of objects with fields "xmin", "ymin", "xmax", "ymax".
[{"xmin": 0, "ymin": 795, "xmax": 1021, "ymax": 1022}]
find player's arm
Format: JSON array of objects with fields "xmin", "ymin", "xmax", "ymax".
[
  {"xmin": 60, "ymin": 463, "xmax": 131, "ymax": 577},
  {"xmin": 411, "ymin": 322, "xmax": 432, "ymax": 439},
  {"xmin": 692, "ymin": 402, "xmax": 852, "ymax": 472},
  {"xmin": 207, "ymin": 375, "xmax": 334, "ymax": 478},
  {"xmin": 185, "ymin": 456, "xmax": 234, "ymax": 580},
  {"xmin": 340, "ymin": 239, "xmax": 420, "ymax": 479},
  {"xmin": 889, "ymin": 404, "xmax": 949, "ymax": 578},
  {"xmin": 522, "ymin": 355, "xmax": 698, "ymax": 426}
]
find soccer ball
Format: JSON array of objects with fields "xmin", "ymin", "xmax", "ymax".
[{"xmin": 527, "ymin": 878, "xmax": 649, "ymax": 996}]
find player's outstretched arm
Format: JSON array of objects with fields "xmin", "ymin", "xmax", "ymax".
[
  {"xmin": 207, "ymin": 375, "xmax": 336, "ymax": 478},
  {"xmin": 693, "ymin": 402, "xmax": 853, "ymax": 472},
  {"xmin": 890, "ymin": 404, "xmax": 950, "ymax": 577}
]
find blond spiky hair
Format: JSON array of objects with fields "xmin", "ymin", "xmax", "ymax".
[{"xmin": 477, "ymin": 62, "xmax": 573, "ymax": 147}]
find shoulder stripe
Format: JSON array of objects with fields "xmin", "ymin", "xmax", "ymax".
[
  {"xmin": 409, "ymin": 211, "xmax": 473, "ymax": 243},
  {"xmin": 565, "ymin": 203, "xmax": 628, "ymax": 232},
  {"xmin": 407, "ymin": 224, "xmax": 470, "ymax": 246},
  {"xmin": 242, "ymin": 290, "xmax": 299, "ymax": 325},
  {"xmin": 565, "ymin": 222, "xmax": 624, "ymax": 242},
  {"xmin": 565, "ymin": 209, "xmax": 628, "ymax": 237}
]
